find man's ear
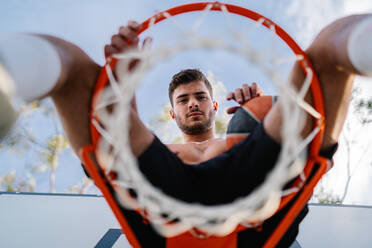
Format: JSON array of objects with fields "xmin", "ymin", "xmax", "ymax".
[
  {"xmin": 213, "ymin": 100, "xmax": 218, "ymax": 112},
  {"xmin": 169, "ymin": 108, "xmax": 175, "ymax": 119}
]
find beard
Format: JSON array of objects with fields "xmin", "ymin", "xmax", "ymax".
[{"xmin": 175, "ymin": 110, "xmax": 215, "ymax": 135}]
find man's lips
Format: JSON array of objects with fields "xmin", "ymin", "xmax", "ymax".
[{"xmin": 188, "ymin": 112, "xmax": 203, "ymax": 118}]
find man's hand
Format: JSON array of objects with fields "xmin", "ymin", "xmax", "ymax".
[
  {"xmin": 103, "ymin": 21, "xmax": 155, "ymax": 157},
  {"xmin": 104, "ymin": 21, "xmax": 141, "ymax": 58},
  {"xmin": 104, "ymin": 21, "xmax": 153, "ymax": 111},
  {"xmin": 226, "ymin": 82, "xmax": 263, "ymax": 114},
  {"xmin": 104, "ymin": 20, "xmax": 152, "ymax": 68}
]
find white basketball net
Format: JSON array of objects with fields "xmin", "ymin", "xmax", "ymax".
[{"xmin": 93, "ymin": 2, "xmax": 322, "ymax": 237}]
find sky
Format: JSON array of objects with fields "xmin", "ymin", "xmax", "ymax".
[{"xmin": 1, "ymin": 0, "xmax": 372, "ymax": 204}]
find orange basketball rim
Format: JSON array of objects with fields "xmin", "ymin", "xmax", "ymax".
[{"xmin": 80, "ymin": 2, "xmax": 328, "ymax": 248}]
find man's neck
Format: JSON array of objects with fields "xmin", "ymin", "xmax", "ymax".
[{"xmin": 183, "ymin": 128, "xmax": 216, "ymax": 143}]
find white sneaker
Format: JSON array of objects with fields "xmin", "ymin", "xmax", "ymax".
[{"xmin": 0, "ymin": 62, "xmax": 17, "ymax": 141}]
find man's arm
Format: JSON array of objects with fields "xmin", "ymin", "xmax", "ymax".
[
  {"xmin": 40, "ymin": 35, "xmax": 101, "ymax": 156},
  {"xmin": 0, "ymin": 28, "xmax": 153, "ymax": 159},
  {"xmin": 103, "ymin": 21, "xmax": 154, "ymax": 157},
  {"xmin": 0, "ymin": 33, "xmax": 100, "ymax": 155},
  {"xmin": 264, "ymin": 14, "xmax": 372, "ymax": 150},
  {"xmin": 49, "ymin": 22, "xmax": 154, "ymax": 158}
]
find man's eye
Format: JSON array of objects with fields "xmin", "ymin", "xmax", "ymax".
[
  {"xmin": 197, "ymin": 96, "xmax": 207, "ymax": 100},
  {"xmin": 178, "ymin": 99, "xmax": 187, "ymax": 103}
]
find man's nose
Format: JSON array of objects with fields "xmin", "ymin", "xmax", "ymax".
[{"xmin": 188, "ymin": 99, "xmax": 199, "ymax": 109}]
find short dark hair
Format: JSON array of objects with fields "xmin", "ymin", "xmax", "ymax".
[{"xmin": 168, "ymin": 69, "xmax": 213, "ymax": 106}]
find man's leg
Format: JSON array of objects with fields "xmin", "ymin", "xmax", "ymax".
[{"xmin": 264, "ymin": 14, "xmax": 372, "ymax": 150}]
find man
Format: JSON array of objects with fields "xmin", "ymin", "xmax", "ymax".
[
  {"xmin": 166, "ymin": 68, "xmax": 262, "ymax": 164},
  {"xmin": 1, "ymin": 14, "xmax": 372, "ymax": 247}
]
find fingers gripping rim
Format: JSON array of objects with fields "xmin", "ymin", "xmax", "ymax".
[{"xmin": 84, "ymin": 0, "xmax": 327, "ymax": 241}]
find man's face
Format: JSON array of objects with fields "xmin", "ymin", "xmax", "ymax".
[{"xmin": 170, "ymin": 80, "xmax": 218, "ymax": 135}]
